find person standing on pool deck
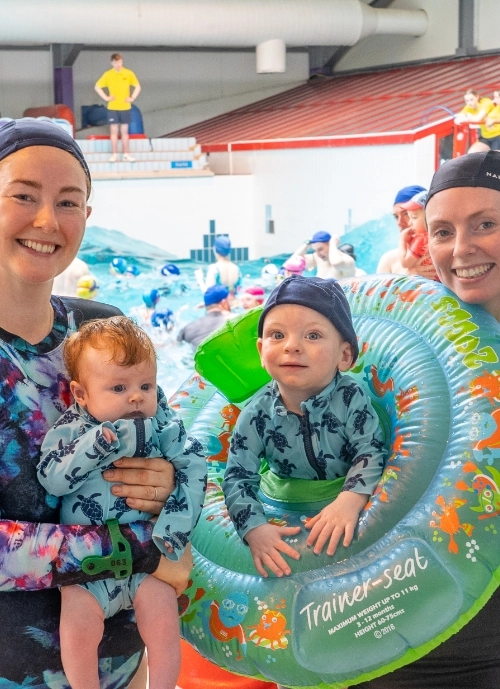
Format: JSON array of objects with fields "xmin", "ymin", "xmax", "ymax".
[
  {"xmin": 94, "ymin": 53, "xmax": 141, "ymax": 163},
  {"xmin": 356, "ymin": 150, "xmax": 500, "ymax": 689},
  {"xmin": 454, "ymin": 88, "xmax": 500, "ymax": 153}
]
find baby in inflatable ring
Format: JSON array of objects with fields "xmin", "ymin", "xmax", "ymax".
[{"xmin": 222, "ymin": 276, "xmax": 386, "ymax": 578}]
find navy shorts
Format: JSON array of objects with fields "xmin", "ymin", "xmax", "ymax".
[
  {"xmin": 107, "ymin": 109, "xmax": 132, "ymax": 125},
  {"xmin": 478, "ymin": 134, "xmax": 500, "ymax": 151}
]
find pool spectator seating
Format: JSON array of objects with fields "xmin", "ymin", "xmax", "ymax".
[{"xmin": 77, "ymin": 137, "xmax": 213, "ymax": 179}]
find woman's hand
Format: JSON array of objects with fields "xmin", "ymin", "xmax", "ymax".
[
  {"xmin": 103, "ymin": 457, "xmax": 175, "ymax": 515},
  {"xmin": 152, "ymin": 544, "xmax": 193, "ymax": 596}
]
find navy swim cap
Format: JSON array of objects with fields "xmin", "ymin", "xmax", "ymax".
[
  {"xmin": 0, "ymin": 119, "xmax": 90, "ymax": 182},
  {"xmin": 258, "ymin": 275, "xmax": 358, "ymax": 362},
  {"xmin": 427, "ymin": 151, "xmax": 500, "ymax": 205}
]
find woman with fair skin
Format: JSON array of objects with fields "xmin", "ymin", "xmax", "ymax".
[
  {"xmin": 454, "ymin": 88, "xmax": 500, "ymax": 153},
  {"xmin": 357, "ymin": 150, "xmax": 500, "ymax": 688},
  {"xmin": 0, "ymin": 119, "xmax": 189, "ymax": 689}
]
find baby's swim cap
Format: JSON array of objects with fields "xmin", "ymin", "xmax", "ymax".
[{"xmin": 258, "ymin": 275, "xmax": 358, "ymax": 362}]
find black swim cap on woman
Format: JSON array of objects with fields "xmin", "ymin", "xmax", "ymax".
[
  {"xmin": 0, "ymin": 119, "xmax": 91, "ymax": 182},
  {"xmin": 427, "ymin": 151, "xmax": 500, "ymax": 205}
]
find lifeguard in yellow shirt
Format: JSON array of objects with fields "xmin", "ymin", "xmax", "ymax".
[
  {"xmin": 94, "ymin": 53, "xmax": 141, "ymax": 163},
  {"xmin": 454, "ymin": 88, "xmax": 500, "ymax": 153}
]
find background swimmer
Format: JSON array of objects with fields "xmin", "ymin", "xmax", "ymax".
[{"xmin": 239, "ymin": 285, "xmax": 265, "ymax": 309}]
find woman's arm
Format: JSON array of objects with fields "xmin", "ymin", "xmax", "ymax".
[
  {"xmin": 0, "ymin": 518, "xmax": 160, "ymax": 592},
  {"xmin": 467, "ymin": 102, "xmax": 492, "ymax": 124},
  {"xmin": 485, "ymin": 106, "xmax": 500, "ymax": 128}
]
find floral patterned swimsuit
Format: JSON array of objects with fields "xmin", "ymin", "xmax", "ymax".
[{"xmin": 0, "ymin": 297, "xmax": 161, "ymax": 688}]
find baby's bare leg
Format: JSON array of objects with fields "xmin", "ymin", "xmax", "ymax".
[
  {"xmin": 134, "ymin": 575, "xmax": 180, "ymax": 689},
  {"xmin": 60, "ymin": 585, "xmax": 105, "ymax": 689}
]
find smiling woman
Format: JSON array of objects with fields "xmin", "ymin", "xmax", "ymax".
[
  {"xmin": 356, "ymin": 149, "xmax": 500, "ymax": 689},
  {"xmin": 0, "ymin": 145, "xmax": 90, "ymax": 342},
  {"xmin": 427, "ymin": 185, "xmax": 500, "ymax": 320},
  {"xmin": 0, "ymin": 120, "xmax": 184, "ymax": 689}
]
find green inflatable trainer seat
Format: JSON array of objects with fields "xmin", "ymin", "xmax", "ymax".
[{"xmin": 194, "ymin": 306, "xmax": 270, "ymax": 403}]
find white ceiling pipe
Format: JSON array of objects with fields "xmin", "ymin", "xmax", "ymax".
[
  {"xmin": 0, "ymin": 0, "xmax": 427, "ymax": 47},
  {"xmin": 256, "ymin": 39, "xmax": 286, "ymax": 73},
  {"xmin": 358, "ymin": 3, "xmax": 428, "ymax": 40}
]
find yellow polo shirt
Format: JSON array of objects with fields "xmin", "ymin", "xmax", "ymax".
[
  {"xmin": 460, "ymin": 97, "xmax": 500, "ymax": 138},
  {"xmin": 95, "ymin": 67, "xmax": 139, "ymax": 111},
  {"xmin": 483, "ymin": 104, "xmax": 500, "ymax": 138}
]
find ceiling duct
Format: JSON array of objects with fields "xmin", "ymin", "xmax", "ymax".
[{"xmin": 1, "ymin": 0, "xmax": 428, "ymax": 72}]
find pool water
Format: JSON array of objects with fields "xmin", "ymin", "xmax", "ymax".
[{"xmin": 88, "ymin": 256, "xmax": 286, "ymax": 397}]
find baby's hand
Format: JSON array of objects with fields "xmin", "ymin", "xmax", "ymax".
[
  {"xmin": 399, "ymin": 228, "xmax": 419, "ymax": 271},
  {"xmin": 414, "ymin": 253, "xmax": 439, "ymax": 280},
  {"xmin": 152, "ymin": 544, "xmax": 193, "ymax": 596},
  {"xmin": 101, "ymin": 427, "xmax": 117, "ymax": 444},
  {"xmin": 305, "ymin": 492, "xmax": 369, "ymax": 556},
  {"xmin": 245, "ymin": 523, "xmax": 301, "ymax": 578}
]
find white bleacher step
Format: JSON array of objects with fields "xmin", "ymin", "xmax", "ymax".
[
  {"xmin": 84, "ymin": 151, "xmax": 197, "ymax": 163},
  {"xmin": 76, "ymin": 139, "xmax": 152, "ymax": 154},
  {"xmin": 90, "ymin": 168, "xmax": 214, "ymax": 180},
  {"xmin": 87, "ymin": 158, "xmax": 207, "ymax": 174},
  {"xmin": 151, "ymin": 137, "xmax": 197, "ymax": 152},
  {"xmin": 77, "ymin": 138, "xmax": 200, "ymax": 155}
]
